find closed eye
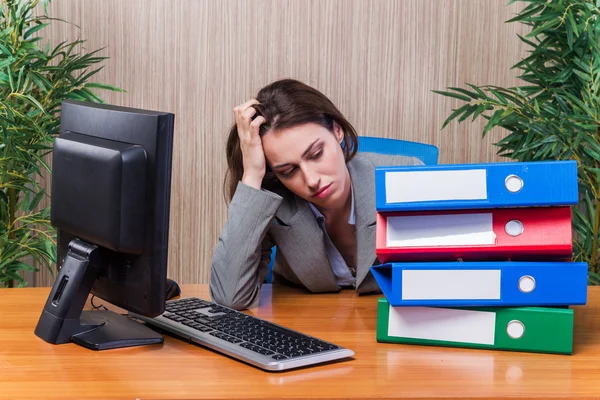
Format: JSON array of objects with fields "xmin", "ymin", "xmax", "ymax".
[
  {"xmin": 309, "ymin": 148, "xmax": 323, "ymax": 160},
  {"xmin": 279, "ymin": 167, "xmax": 297, "ymax": 178}
]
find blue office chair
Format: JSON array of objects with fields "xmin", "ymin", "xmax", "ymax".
[
  {"xmin": 264, "ymin": 136, "xmax": 439, "ymax": 283},
  {"xmin": 356, "ymin": 136, "xmax": 439, "ymax": 166}
]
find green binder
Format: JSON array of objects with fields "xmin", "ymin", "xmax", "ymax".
[{"xmin": 377, "ymin": 298, "xmax": 574, "ymax": 354}]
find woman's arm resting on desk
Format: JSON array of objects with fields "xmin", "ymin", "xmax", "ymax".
[{"xmin": 209, "ymin": 181, "xmax": 281, "ymax": 310}]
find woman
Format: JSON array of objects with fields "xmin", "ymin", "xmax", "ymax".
[{"xmin": 210, "ymin": 79, "xmax": 422, "ymax": 310}]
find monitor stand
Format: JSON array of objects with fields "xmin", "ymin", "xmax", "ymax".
[{"xmin": 34, "ymin": 238, "xmax": 163, "ymax": 350}]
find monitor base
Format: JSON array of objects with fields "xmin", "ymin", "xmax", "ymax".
[{"xmin": 72, "ymin": 310, "xmax": 163, "ymax": 350}]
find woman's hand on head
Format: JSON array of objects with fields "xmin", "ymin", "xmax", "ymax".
[{"xmin": 234, "ymin": 99, "xmax": 267, "ymax": 190}]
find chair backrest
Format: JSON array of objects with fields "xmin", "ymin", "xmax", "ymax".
[
  {"xmin": 356, "ymin": 136, "xmax": 439, "ymax": 165},
  {"xmin": 265, "ymin": 136, "xmax": 439, "ymax": 283}
]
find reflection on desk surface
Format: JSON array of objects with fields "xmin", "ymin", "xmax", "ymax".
[
  {"xmin": 376, "ymin": 345, "xmax": 579, "ymax": 397},
  {"xmin": 267, "ymin": 365, "xmax": 354, "ymax": 385}
]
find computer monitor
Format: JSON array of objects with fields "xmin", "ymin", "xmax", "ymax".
[{"xmin": 34, "ymin": 99, "xmax": 175, "ymax": 350}]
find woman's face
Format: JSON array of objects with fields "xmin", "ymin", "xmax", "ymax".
[{"xmin": 261, "ymin": 122, "xmax": 350, "ymax": 210}]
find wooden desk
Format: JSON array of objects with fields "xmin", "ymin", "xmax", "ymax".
[{"xmin": 1, "ymin": 285, "xmax": 599, "ymax": 400}]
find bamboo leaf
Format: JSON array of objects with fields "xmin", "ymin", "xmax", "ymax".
[
  {"xmin": 506, "ymin": 4, "xmax": 545, "ymax": 23},
  {"xmin": 28, "ymin": 71, "xmax": 51, "ymax": 93},
  {"xmin": 526, "ymin": 18, "xmax": 561, "ymax": 38},
  {"xmin": 7, "ymin": 66, "xmax": 15, "ymax": 91},
  {"xmin": 567, "ymin": 9, "xmax": 579, "ymax": 37},
  {"xmin": 466, "ymin": 84, "xmax": 488, "ymax": 99},
  {"xmin": 540, "ymin": 135, "xmax": 559, "ymax": 144},
  {"xmin": 27, "ymin": 151, "xmax": 51, "ymax": 174},
  {"xmin": 23, "ymin": 23, "xmax": 48, "ymax": 39},
  {"xmin": 485, "ymin": 86, "xmax": 525, "ymax": 106},
  {"xmin": 489, "ymin": 89, "xmax": 507, "ymax": 104},
  {"xmin": 0, "ymin": 42, "xmax": 11, "ymax": 56},
  {"xmin": 516, "ymin": 34, "xmax": 538, "ymax": 49},
  {"xmin": 431, "ymin": 89, "xmax": 473, "ymax": 102},
  {"xmin": 73, "ymin": 66, "xmax": 104, "ymax": 87},
  {"xmin": 440, "ymin": 106, "xmax": 471, "ymax": 129},
  {"xmin": 28, "ymin": 190, "xmax": 44, "ymax": 212},
  {"xmin": 471, "ymin": 104, "xmax": 488, "ymax": 121},
  {"xmin": 458, "ymin": 105, "xmax": 477, "ymax": 122},
  {"xmin": 9, "ymin": 93, "xmax": 46, "ymax": 113},
  {"xmin": 573, "ymin": 68, "xmax": 592, "ymax": 83},
  {"xmin": 83, "ymin": 82, "xmax": 125, "ymax": 92},
  {"xmin": 564, "ymin": 92, "xmax": 596, "ymax": 117},
  {"xmin": 15, "ymin": 65, "xmax": 25, "ymax": 92},
  {"xmin": 566, "ymin": 19, "xmax": 574, "ymax": 50},
  {"xmin": 483, "ymin": 109, "xmax": 504, "ymax": 137}
]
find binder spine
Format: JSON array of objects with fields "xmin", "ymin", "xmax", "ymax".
[
  {"xmin": 375, "ymin": 160, "xmax": 578, "ymax": 211},
  {"xmin": 375, "ymin": 207, "xmax": 573, "ymax": 262},
  {"xmin": 376, "ymin": 298, "xmax": 574, "ymax": 354},
  {"xmin": 373, "ymin": 261, "xmax": 589, "ymax": 307}
]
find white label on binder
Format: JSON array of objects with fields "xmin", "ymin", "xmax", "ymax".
[
  {"xmin": 385, "ymin": 169, "xmax": 487, "ymax": 203},
  {"xmin": 401, "ymin": 269, "xmax": 501, "ymax": 300},
  {"xmin": 386, "ymin": 213, "xmax": 495, "ymax": 247},
  {"xmin": 388, "ymin": 306, "xmax": 496, "ymax": 345}
]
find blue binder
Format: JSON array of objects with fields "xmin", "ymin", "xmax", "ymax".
[
  {"xmin": 370, "ymin": 261, "xmax": 588, "ymax": 307},
  {"xmin": 375, "ymin": 160, "xmax": 578, "ymax": 211}
]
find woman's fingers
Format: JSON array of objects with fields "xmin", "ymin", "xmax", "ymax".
[
  {"xmin": 249, "ymin": 116, "xmax": 266, "ymax": 136},
  {"xmin": 239, "ymin": 106, "xmax": 257, "ymax": 125},
  {"xmin": 233, "ymin": 99, "xmax": 259, "ymax": 122},
  {"xmin": 235, "ymin": 99, "xmax": 267, "ymax": 146}
]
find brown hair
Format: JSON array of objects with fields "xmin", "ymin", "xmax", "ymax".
[{"xmin": 224, "ymin": 79, "xmax": 359, "ymax": 202}]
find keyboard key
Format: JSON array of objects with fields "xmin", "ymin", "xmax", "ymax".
[{"xmin": 240, "ymin": 343, "xmax": 263, "ymax": 353}]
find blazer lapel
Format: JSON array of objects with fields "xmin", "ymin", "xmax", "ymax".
[
  {"xmin": 347, "ymin": 156, "xmax": 378, "ymax": 289},
  {"xmin": 273, "ymin": 192, "xmax": 339, "ymax": 292}
]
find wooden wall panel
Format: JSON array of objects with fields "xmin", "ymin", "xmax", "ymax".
[{"xmin": 35, "ymin": 0, "xmax": 528, "ymax": 286}]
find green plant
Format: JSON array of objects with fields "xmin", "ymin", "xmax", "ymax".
[
  {"xmin": 434, "ymin": 0, "xmax": 600, "ymax": 284},
  {"xmin": 0, "ymin": 0, "xmax": 122, "ymax": 287}
]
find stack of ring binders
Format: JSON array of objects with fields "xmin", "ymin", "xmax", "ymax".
[{"xmin": 370, "ymin": 160, "xmax": 588, "ymax": 354}]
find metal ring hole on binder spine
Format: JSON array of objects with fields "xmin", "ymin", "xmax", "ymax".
[
  {"xmin": 507, "ymin": 320, "xmax": 525, "ymax": 339},
  {"xmin": 518, "ymin": 275, "xmax": 536, "ymax": 293},
  {"xmin": 505, "ymin": 175, "xmax": 524, "ymax": 193},
  {"xmin": 505, "ymin": 220, "xmax": 524, "ymax": 237}
]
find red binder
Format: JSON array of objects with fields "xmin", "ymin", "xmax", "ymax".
[{"xmin": 376, "ymin": 206, "xmax": 573, "ymax": 263}]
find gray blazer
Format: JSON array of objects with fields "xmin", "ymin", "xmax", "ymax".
[{"xmin": 209, "ymin": 152, "xmax": 422, "ymax": 310}]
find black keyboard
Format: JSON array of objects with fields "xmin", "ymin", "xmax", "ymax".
[{"xmin": 129, "ymin": 297, "xmax": 355, "ymax": 371}]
